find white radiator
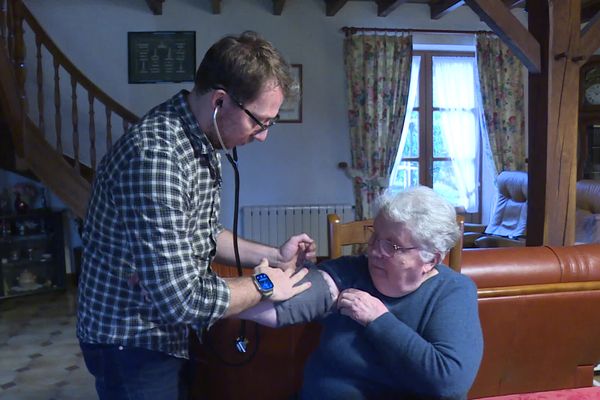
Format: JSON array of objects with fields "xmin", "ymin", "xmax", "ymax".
[{"xmin": 242, "ymin": 205, "xmax": 355, "ymax": 257}]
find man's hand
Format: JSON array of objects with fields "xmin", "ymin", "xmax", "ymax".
[
  {"xmin": 276, "ymin": 233, "xmax": 317, "ymax": 270},
  {"xmin": 337, "ymin": 288, "xmax": 388, "ymax": 326},
  {"xmin": 254, "ymin": 259, "xmax": 311, "ymax": 302}
]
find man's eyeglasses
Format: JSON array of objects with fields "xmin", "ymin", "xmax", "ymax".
[
  {"xmin": 217, "ymin": 88, "xmax": 279, "ymax": 133},
  {"xmin": 365, "ymin": 225, "xmax": 419, "ymax": 258}
]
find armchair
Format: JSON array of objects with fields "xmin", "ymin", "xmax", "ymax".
[
  {"xmin": 575, "ymin": 180, "xmax": 600, "ymax": 244},
  {"xmin": 464, "ymin": 171, "xmax": 527, "ymax": 248}
]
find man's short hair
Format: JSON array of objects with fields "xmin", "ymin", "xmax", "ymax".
[{"xmin": 194, "ymin": 31, "xmax": 293, "ymax": 103}]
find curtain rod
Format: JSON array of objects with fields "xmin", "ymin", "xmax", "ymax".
[{"xmin": 341, "ymin": 27, "xmax": 494, "ymax": 36}]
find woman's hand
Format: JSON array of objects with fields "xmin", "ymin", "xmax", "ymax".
[{"xmin": 337, "ymin": 288, "xmax": 388, "ymax": 326}]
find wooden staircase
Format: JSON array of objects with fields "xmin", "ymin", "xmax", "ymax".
[{"xmin": 0, "ymin": 0, "xmax": 138, "ymax": 219}]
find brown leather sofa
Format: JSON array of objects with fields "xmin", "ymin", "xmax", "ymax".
[
  {"xmin": 462, "ymin": 244, "xmax": 600, "ymax": 398},
  {"xmin": 191, "ymin": 244, "xmax": 600, "ymax": 399}
]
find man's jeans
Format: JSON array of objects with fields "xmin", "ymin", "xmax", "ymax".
[{"xmin": 80, "ymin": 341, "xmax": 188, "ymax": 400}]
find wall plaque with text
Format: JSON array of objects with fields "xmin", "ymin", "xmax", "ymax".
[{"xmin": 128, "ymin": 31, "xmax": 196, "ymax": 84}]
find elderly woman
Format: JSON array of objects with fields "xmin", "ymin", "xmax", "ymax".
[{"xmin": 240, "ymin": 186, "xmax": 483, "ymax": 399}]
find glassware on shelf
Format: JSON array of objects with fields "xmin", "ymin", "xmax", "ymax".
[
  {"xmin": 0, "ymin": 189, "xmax": 10, "ymax": 214},
  {"xmin": 40, "ymin": 188, "xmax": 49, "ymax": 209},
  {"xmin": 16, "ymin": 222, "xmax": 26, "ymax": 236},
  {"xmin": 1, "ymin": 220, "xmax": 9, "ymax": 237},
  {"xmin": 9, "ymin": 249, "xmax": 19, "ymax": 261},
  {"xmin": 14, "ymin": 193, "xmax": 29, "ymax": 215}
]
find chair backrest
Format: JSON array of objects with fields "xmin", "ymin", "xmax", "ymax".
[
  {"xmin": 485, "ymin": 171, "xmax": 528, "ymax": 238},
  {"xmin": 327, "ymin": 213, "xmax": 464, "ymax": 272},
  {"xmin": 575, "ymin": 180, "xmax": 600, "ymax": 243},
  {"xmin": 576, "ymin": 180, "xmax": 600, "ymax": 214}
]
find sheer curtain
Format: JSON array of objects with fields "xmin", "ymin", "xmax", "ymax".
[
  {"xmin": 391, "ymin": 56, "xmax": 421, "ymax": 187},
  {"xmin": 432, "ymin": 57, "xmax": 480, "ymax": 212}
]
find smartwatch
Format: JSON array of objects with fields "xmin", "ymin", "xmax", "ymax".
[{"xmin": 252, "ymin": 273, "xmax": 274, "ymax": 298}]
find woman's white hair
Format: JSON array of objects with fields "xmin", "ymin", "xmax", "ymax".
[{"xmin": 372, "ymin": 186, "xmax": 460, "ymax": 262}]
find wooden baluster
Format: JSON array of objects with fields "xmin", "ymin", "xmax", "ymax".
[
  {"xmin": 6, "ymin": 0, "xmax": 13, "ymax": 60},
  {"xmin": 53, "ymin": 56, "xmax": 62, "ymax": 153},
  {"xmin": 71, "ymin": 75, "xmax": 79, "ymax": 174},
  {"xmin": 36, "ymin": 36, "xmax": 44, "ymax": 137},
  {"xmin": 122, "ymin": 118, "xmax": 129, "ymax": 137},
  {"xmin": 105, "ymin": 106, "xmax": 112, "ymax": 151},
  {"xmin": 12, "ymin": 0, "xmax": 24, "ymax": 91},
  {"xmin": 0, "ymin": 0, "xmax": 6, "ymax": 44},
  {"xmin": 88, "ymin": 91, "xmax": 96, "ymax": 171},
  {"xmin": 12, "ymin": 0, "xmax": 26, "ymax": 154}
]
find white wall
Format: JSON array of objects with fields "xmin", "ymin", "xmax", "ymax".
[{"xmin": 22, "ymin": 0, "xmax": 527, "ymax": 228}]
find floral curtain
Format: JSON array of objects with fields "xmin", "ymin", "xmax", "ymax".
[
  {"xmin": 344, "ymin": 33, "xmax": 413, "ymax": 219},
  {"xmin": 476, "ymin": 33, "xmax": 526, "ymax": 173}
]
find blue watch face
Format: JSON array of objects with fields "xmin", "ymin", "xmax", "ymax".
[{"xmin": 255, "ymin": 273, "xmax": 274, "ymax": 290}]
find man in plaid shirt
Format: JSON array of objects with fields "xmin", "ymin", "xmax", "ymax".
[{"xmin": 77, "ymin": 31, "xmax": 316, "ymax": 400}]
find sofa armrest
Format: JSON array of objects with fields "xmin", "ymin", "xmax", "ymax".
[
  {"xmin": 474, "ymin": 235, "xmax": 526, "ymax": 248},
  {"xmin": 464, "ymin": 232, "xmax": 484, "ymax": 248},
  {"xmin": 464, "ymin": 223, "xmax": 487, "ymax": 233}
]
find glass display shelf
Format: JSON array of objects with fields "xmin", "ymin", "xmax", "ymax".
[{"xmin": 0, "ymin": 209, "xmax": 67, "ymax": 299}]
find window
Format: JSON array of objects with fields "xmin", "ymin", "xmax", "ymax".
[{"xmin": 389, "ymin": 51, "xmax": 482, "ymax": 216}]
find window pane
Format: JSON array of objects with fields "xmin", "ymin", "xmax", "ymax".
[
  {"xmin": 432, "ymin": 160, "xmax": 476, "ymax": 210},
  {"xmin": 402, "ymin": 110, "xmax": 419, "ymax": 158},
  {"xmin": 432, "ymin": 111, "xmax": 449, "ymax": 158},
  {"xmin": 432, "ymin": 56, "xmax": 475, "ymax": 109},
  {"xmin": 432, "ymin": 161, "xmax": 461, "ymax": 205},
  {"xmin": 434, "ymin": 110, "xmax": 478, "ymax": 158},
  {"xmin": 389, "ymin": 161, "xmax": 419, "ymax": 190}
]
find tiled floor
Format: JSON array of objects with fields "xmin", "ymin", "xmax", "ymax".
[{"xmin": 0, "ymin": 290, "xmax": 97, "ymax": 400}]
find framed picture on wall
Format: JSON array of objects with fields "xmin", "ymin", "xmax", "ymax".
[
  {"xmin": 128, "ymin": 31, "xmax": 196, "ymax": 84},
  {"xmin": 278, "ymin": 64, "xmax": 302, "ymax": 123}
]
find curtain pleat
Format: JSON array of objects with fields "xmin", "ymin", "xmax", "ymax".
[
  {"xmin": 476, "ymin": 33, "xmax": 526, "ymax": 174},
  {"xmin": 344, "ymin": 33, "xmax": 413, "ymax": 219}
]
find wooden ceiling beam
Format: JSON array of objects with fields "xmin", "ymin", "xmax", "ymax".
[
  {"xmin": 273, "ymin": 0, "xmax": 285, "ymax": 15},
  {"xmin": 325, "ymin": 0, "xmax": 348, "ymax": 16},
  {"xmin": 376, "ymin": 0, "xmax": 410, "ymax": 17},
  {"xmin": 145, "ymin": 0, "xmax": 164, "ymax": 15},
  {"xmin": 580, "ymin": 9, "xmax": 600, "ymax": 58},
  {"xmin": 464, "ymin": 0, "xmax": 541, "ymax": 73},
  {"xmin": 430, "ymin": 0, "xmax": 464, "ymax": 20},
  {"xmin": 211, "ymin": 0, "xmax": 221, "ymax": 15}
]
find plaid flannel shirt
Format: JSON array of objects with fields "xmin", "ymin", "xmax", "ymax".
[{"xmin": 77, "ymin": 90, "xmax": 230, "ymax": 359}]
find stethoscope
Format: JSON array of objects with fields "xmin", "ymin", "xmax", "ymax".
[{"xmin": 211, "ymin": 102, "xmax": 259, "ymax": 362}]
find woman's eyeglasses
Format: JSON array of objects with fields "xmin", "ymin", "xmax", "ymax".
[{"xmin": 365, "ymin": 225, "xmax": 418, "ymax": 258}]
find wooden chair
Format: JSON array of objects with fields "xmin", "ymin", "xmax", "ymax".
[{"xmin": 327, "ymin": 213, "xmax": 464, "ymax": 272}]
